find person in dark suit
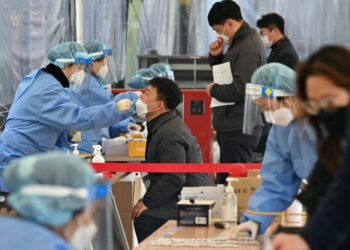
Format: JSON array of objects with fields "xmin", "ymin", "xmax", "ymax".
[
  {"xmin": 255, "ymin": 13, "xmax": 300, "ymax": 155},
  {"xmin": 257, "ymin": 13, "xmax": 299, "ymax": 69},
  {"xmin": 206, "ymin": 1, "xmax": 266, "ymax": 184},
  {"xmin": 132, "ymin": 77, "xmax": 212, "ymax": 242}
]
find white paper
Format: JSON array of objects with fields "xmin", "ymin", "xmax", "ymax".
[{"xmin": 210, "ymin": 62, "xmax": 236, "ymax": 108}]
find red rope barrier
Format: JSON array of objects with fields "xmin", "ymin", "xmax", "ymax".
[{"xmin": 91, "ymin": 163, "xmax": 261, "ymax": 173}]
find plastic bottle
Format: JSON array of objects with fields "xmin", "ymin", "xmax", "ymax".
[
  {"xmin": 221, "ymin": 177, "xmax": 238, "ymax": 226},
  {"xmin": 92, "ymin": 145, "xmax": 105, "ymax": 163},
  {"xmin": 285, "ymin": 199, "xmax": 303, "ymax": 222},
  {"xmin": 70, "ymin": 144, "xmax": 79, "ymax": 156}
]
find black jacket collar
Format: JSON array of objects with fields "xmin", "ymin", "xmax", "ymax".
[
  {"xmin": 42, "ymin": 63, "xmax": 70, "ymax": 88},
  {"xmin": 271, "ymin": 37, "xmax": 288, "ymax": 50},
  {"xmin": 146, "ymin": 111, "xmax": 177, "ymax": 134}
]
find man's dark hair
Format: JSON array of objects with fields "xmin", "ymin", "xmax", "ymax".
[
  {"xmin": 148, "ymin": 77, "xmax": 182, "ymax": 110},
  {"xmin": 208, "ymin": 0, "xmax": 242, "ymax": 26},
  {"xmin": 256, "ymin": 13, "xmax": 285, "ymax": 34}
]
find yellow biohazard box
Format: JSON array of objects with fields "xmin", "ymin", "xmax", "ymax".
[
  {"xmin": 130, "ymin": 133, "xmax": 143, "ymax": 139},
  {"xmin": 128, "ymin": 139, "xmax": 146, "ymax": 157},
  {"xmin": 120, "ymin": 132, "xmax": 143, "ymax": 139}
]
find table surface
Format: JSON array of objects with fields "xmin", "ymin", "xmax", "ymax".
[
  {"xmin": 133, "ymin": 217, "xmax": 306, "ymax": 250},
  {"xmin": 104, "ymin": 155, "xmax": 145, "ymax": 162},
  {"xmin": 80, "ymin": 154, "xmax": 145, "ymax": 162},
  {"xmin": 133, "ymin": 220, "xmax": 260, "ymax": 250}
]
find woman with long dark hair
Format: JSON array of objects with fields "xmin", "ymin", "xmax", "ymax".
[{"xmin": 273, "ymin": 46, "xmax": 350, "ymax": 250}]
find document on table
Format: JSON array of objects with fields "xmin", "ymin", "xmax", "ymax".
[{"xmin": 210, "ymin": 62, "xmax": 236, "ymax": 108}]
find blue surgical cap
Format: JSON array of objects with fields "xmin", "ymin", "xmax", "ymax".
[
  {"xmin": 251, "ymin": 63, "xmax": 296, "ymax": 95},
  {"xmin": 48, "ymin": 41, "xmax": 89, "ymax": 68},
  {"xmin": 4, "ymin": 153, "xmax": 98, "ymax": 227},
  {"xmin": 127, "ymin": 68, "xmax": 159, "ymax": 89},
  {"xmin": 84, "ymin": 40, "xmax": 112, "ymax": 60},
  {"xmin": 149, "ymin": 63, "xmax": 174, "ymax": 80}
]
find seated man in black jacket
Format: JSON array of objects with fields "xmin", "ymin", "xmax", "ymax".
[{"xmin": 132, "ymin": 77, "xmax": 212, "ymax": 242}]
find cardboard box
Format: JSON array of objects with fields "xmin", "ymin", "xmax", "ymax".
[
  {"xmin": 232, "ymin": 176, "xmax": 262, "ymax": 218},
  {"xmin": 128, "ymin": 140, "xmax": 146, "ymax": 157},
  {"xmin": 177, "ymin": 200, "xmax": 216, "ymax": 227},
  {"xmin": 247, "ymin": 169, "xmax": 260, "ymax": 178},
  {"xmin": 119, "ymin": 212, "xmax": 133, "ymax": 249},
  {"xmin": 111, "ymin": 177, "xmax": 143, "ymax": 248}
]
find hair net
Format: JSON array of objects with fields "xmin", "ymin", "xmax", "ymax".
[
  {"xmin": 251, "ymin": 63, "xmax": 296, "ymax": 94},
  {"xmin": 127, "ymin": 68, "xmax": 159, "ymax": 89},
  {"xmin": 48, "ymin": 42, "xmax": 89, "ymax": 68},
  {"xmin": 4, "ymin": 152, "xmax": 98, "ymax": 227},
  {"xmin": 84, "ymin": 40, "xmax": 112, "ymax": 61},
  {"xmin": 149, "ymin": 63, "xmax": 175, "ymax": 80}
]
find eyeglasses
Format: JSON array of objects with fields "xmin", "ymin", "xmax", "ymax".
[
  {"xmin": 302, "ymin": 96, "xmax": 340, "ymax": 115},
  {"xmin": 253, "ymin": 96, "xmax": 285, "ymax": 111}
]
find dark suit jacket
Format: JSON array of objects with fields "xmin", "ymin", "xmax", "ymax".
[
  {"xmin": 267, "ymin": 38, "xmax": 299, "ymax": 69},
  {"xmin": 209, "ymin": 22, "xmax": 266, "ymax": 132}
]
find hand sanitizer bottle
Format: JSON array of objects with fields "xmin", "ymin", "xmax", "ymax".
[
  {"xmin": 221, "ymin": 177, "xmax": 238, "ymax": 227},
  {"xmin": 70, "ymin": 144, "xmax": 79, "ymax": 156},
  {"xmin": 92, "ymin": 145, "xmax": 105, "ymax": 163}
]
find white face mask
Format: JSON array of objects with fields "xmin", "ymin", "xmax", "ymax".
[
  {"xmin": 217, "ymin": 24, "xmax": 230, "ymax": 45},
  {"xmin": 217, "ymin": 33, "xmax": 230, "ymax": 45},
  {"xmin": 264, "ymin": 107, "xmax": 294, "ymax": 127},
  {"xmin": 135, "ymin": 99, "xmax": 148, "ymax": 119},
  {"xmin": 69, "ymin": 222, "xmax": 97, "ymax": 250},
  {"xmin": 261, "ymin": 35, "xmax": 272, "ymax": 48},
  {"xmin": 96, "ymin": 64, "xmax": 108, "ymax": 79},
  {"xmin": 69, "ymin": 70, "xmax": 86, "ymax": 85}
]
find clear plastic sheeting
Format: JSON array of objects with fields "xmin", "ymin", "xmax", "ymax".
[
  {"xmin": 81, "ymin": 0, "xmax": 128, "ymax": 85},
  {"xmin": 0, "ymin": 0, "xmax": 75, "ymax": 105},
  {"xmin": 235, "ymin": 0, "xmax": 350, "ymax": 59},
  {"xmin": 139, "ymin": 0, "xmax": 213, "ymax": 56},
  {"xmin": 140, "ymin": 0, "xmax": 350, "ymax": 59}
]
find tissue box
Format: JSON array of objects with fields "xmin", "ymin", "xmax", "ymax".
[
  {"xmin": 180, "ymin": 185, "xmax": 225, "ymax": 219},
  {"xmin": 177, "ymin": 200, "xmax": 216, "ymax": 227},
  {"xmin": 102, "ymin": 139, "xmax": 128, "ymax": 156},
  {"xmin": 128, "ymin": 139, "xmax": 146, "ymax": 157}
]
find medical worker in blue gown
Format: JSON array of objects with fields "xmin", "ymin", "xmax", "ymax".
[
  {"xmin": 232, "ymin": 63, "xmax": 318, "ymax": 238},
  {"xmin": 65, "ymin": 40, "xmax": 140, "ymax": 153},
  {"xmin": 0, "ymin": 42, "xmax": 135, "ymax": 191},
  {"xmin": 0, "ymin": 153, "xmax": 113, "ymax": 250}
]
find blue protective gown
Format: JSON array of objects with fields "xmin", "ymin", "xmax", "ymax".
[
  {"xmin": 0, "ymin": 216, "xmax": 72, "ymax": 250},
  {"xmin": 65, "ymin": 74, "xmax": 138, "ymax": 153},
  {"xmin": 0, "ymin": 70, "xmax": 129, "ymax": 191},
  {"xmin": 240, "ymin": 119, "xmax": 318, "ymax": 234}
]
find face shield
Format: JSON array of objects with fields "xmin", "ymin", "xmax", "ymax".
[
  {"xmin": 18, "ymin": 181, "xmax": 116, "ymax": 250},
  {"xmin": 243, "ymin": 84, "xmax": 294, "ymax": 135},
  {"xmin": 56, "ymin": 56, "xmax": 93, "ymax": 94},
  {"xmin": 127, "ymin": 68, "xmax": 158, "ymax": 89},
  {"xmin": 149, "ymin": 63, "xmax": 175, "ymax": 81},
  {"xmin": 89, "ymin": 49, "xmax": 113, "ymax": 91}
]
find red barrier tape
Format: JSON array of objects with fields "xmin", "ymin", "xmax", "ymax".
[{"xmin": 91, "ymin": 163, "xmax": 261, "ymax": 173}]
